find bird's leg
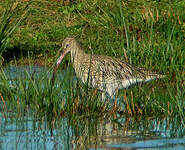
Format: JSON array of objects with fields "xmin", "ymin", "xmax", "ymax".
[
  {"xmin": 110, "ymin": 89, "xmax": 119, "ymax": 114},
  {"xmin": 113, "ymin": 98, "xmax": 117, "ymax": 111},
  {"xmin": 101, "ymin": 92, "xmax": 106, "ymax": 101},
  {"xmin": 111, "ymin": 95, "xmax": 118, "ymax": 114},
  {"xmin": 101, "ymin": 92, "xmax": 108, "ymax": 111}
]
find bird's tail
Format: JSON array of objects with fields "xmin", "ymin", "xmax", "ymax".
[
  {"xmin": 145, "ymin": 73, "xmax": 165, "ymax": 82},
  {"xmin": 136, "ymin": 68, "xmax": 166, "ymax": 82}
]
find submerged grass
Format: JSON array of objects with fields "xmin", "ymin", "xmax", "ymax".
[
  {"xmin": 0, "ymin": 0, "xmax": 184, "ymax": 123},
  {"xmin": 0, "ymin": 64, "xmax": 184, "ymax": 126},
  {"xmin": 0, "ymin": 65, "xmax": 106, "ymax": 118}
]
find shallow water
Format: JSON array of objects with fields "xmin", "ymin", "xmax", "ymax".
[
  {"xmin": 0, "ymin": 110, "xmax": 184, "ymax": 150},
  {"xmin": 0, "ymin": 66, "xmax": 184, "ymax": 150}
]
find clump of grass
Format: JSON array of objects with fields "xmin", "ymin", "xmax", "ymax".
[
  {"xmin": 0, "ymin": 0, "xmax": 30, "ymax": 56},
  {"xmin": 0, "ymin": 65, "xmax": 107, "ymax": 119}
]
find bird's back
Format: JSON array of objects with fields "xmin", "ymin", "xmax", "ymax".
[{"xmin": 74, "ymin": 53, "xmax": 164, "ymax": 91}]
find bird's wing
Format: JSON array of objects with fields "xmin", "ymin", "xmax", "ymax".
[
  {"xmin": 80, "ymin": 54, "xmax": 163, "ymax": 83},
  {"xmin": 88, "ymin": 55, "xmax": 135, "ymax": 80}
]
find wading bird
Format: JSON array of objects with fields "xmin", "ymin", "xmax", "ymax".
[{"xmin": 52, "ymin": 37, "xmax": 165, "ymax": 102}]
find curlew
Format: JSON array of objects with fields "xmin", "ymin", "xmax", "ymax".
[{"xmin": 52, "ymin": 37, "xmax": 165, "ymax": 101}]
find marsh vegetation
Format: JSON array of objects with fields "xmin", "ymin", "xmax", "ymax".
[{"xmin": 0, "ymin": 0, "xmax": 184, "ymax": 149}]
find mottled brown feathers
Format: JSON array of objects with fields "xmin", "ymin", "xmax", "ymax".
[{"xmin": 55, "ymin": 37, "xmax": 165, "ymax": 99}]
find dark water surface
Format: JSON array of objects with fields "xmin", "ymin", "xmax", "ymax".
[{"xmin": 0, "ymin": 66, "xmax": 184, "ymax": 150}]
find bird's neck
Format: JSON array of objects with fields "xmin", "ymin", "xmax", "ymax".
[{"xmin": 71, "ymin": 47, "xmax": 86, "ymax": 63}]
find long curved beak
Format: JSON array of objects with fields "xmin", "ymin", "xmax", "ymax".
[
  {"xmin": 56, "ymin": 48, "xmax": 69, "ymax": 66},
  {"xmin": 51, "ymin": 48, "xmax": 68, "ymax": 85},
  {"xmin": 56, "ymin": 52, "xmax": 65, "ymax": 66}
]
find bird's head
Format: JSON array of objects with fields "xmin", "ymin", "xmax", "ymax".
[
  {"xmin": 52, "ymin": 37, "xmax": 78, "ymax": 84},
  {"xmin": 56, "ymin": 37, "xmax": 79, "ymax": 68}
]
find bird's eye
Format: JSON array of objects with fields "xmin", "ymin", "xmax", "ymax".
[{"xmin": 66, "ymin": 43, "xmax": 70, "ymax": 48}]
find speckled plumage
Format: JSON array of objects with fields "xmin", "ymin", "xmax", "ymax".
[{"xmin": 54, "ymin": 37, "xmax": 165, "ymax": 99}]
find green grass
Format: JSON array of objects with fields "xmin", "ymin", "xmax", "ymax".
[
  {"xmin": 0, "ymin": 0, "xmax": 184, "ymax": 123},
  {"xmin": 0, "ymin": 0, "xmax": 30, "ymax": 55}
]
